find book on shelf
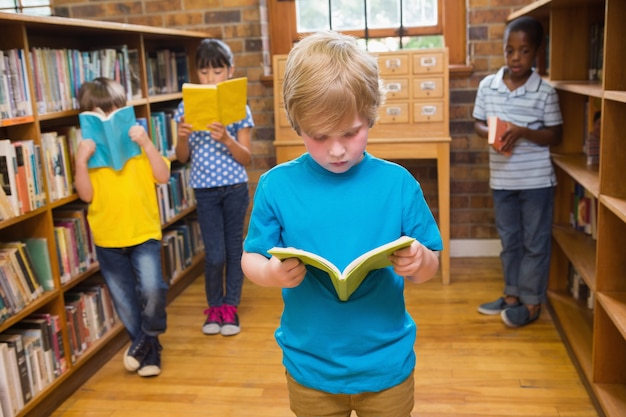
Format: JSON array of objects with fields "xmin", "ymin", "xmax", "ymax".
[
  {"xmin": 0, "ymin": 247, "xmax": 39, "ymax": 305},
  {"xmin": 0, "ymin": 140, "xmax": 19, "ymax": 217},
  {"xmin": 0, "ymin": 333, "xmax": 31, "ymax": 407},
  {"xmin": 3, "ymin": 329, "xmax": 47, "ymax": 396},
  {"xmin": 12, "ymin": 318, "xmax": 57, "ymax": 384},
  {"xmin": 0, "ymin": 242, "xmax": 43, "ymax": 299},
  {"xmin": 28, "ymin": 313, "xmax": 67, "ymax": 377},
  {"xmin": 583, "ymin": 97, "xmax": 601, "ymax": 166},
  {"xmin": 182, "ymin": 77, "xmax": 247, "ymax": 129},
  {"xmin": 23, "ymin": 238, "xmax": 54, "ymax": 292},
  {"xmin": 0, "ymin": 342, "xmax": 21, "ymax": 417},
  {"xmin": 268, "ymin": 235, "xmax": 416, "ymax": 301},
  {"xmin": 487, "ymin": 116, "xmax": 511, "ymax": 156},
  {"xmin": 0, "ymin": 49, "xmax": 33, "ymax": 122},
  {"xmin": 78, "ymin": 105, "xmax": 141, "ymax": 171}
]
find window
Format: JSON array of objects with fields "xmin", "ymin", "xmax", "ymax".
[
  {"xmin": 295, "ymin": 0, "xmax": 443, "ymax": 51},
  {"xmin": 0, "ymin": 0, "xmax": 51, "ymax": 15},
  {"xmin": 267, "ymin": 0, "xmax": 468, "ymax": 70}
]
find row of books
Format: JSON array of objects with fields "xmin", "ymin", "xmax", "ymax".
[
  {"xmin": 146, "ymin": 49, "xmax": 189, "ymax": 96},
  {"xmin": 64, "ymin": 282, "xmax": 119, "ymax": 364},
  {"xmin": 567, "ymin": 263, "xmax": 594, "ymax": 311},
  {"xmin": 0, "ymin": 282, "xmax": 119, "ymax": 417},
  {"xmin": 30, "ymin": 45, "xmax": 141, "ymax": 115},
  {"xmin": 570, "ymin": 182, "xmax": 598, "ymax": 240},
  {"xmin": 0, "ymin": 49, "xmax": 32, "ymax": 125},
  {"xmin": 0, "ymin": 139, "xmax": 48, "ymax": 220},
  {"xmin": 162, "ymin": 216, "xmax": 204, "ymax": 284},
  {"xmin": 0, "ymin": 312, "xmax": 66, "ymax": 417},
  {"xmin": 0, "ymin": 129, "xmax": 77, "ymax": 220},
  {"xmin": 157, "ymin": 164, "xmax": 195, "ymax": 225},
  {"xmin": 0, "ymin": 240, "xmax": 54, "ymax": 325},
  {"xmin": 53, "ymin": 206, "xmax": 97, "ymax": 284}
]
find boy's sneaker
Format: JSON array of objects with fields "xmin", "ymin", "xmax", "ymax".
[
  {"xmin": 220, "ymin": 304, "xmax": 240, "ymax": 336},
  {"xmin": 477, "ymin": 297, "xmax": 520, "ymax": 315},
  {"xmin": 137, "ymin": 337, "xmax": 162, "ymax": 377},
  {"xmin": 124, "ymin": 334, "xmax": 150, "ymax": 372},
  {"xmin": 501, "ymin": 304, "xmax": 541, "ymax": 328},
  {"xmin": 202, "ymin": 306, "xmax": 223, "ymax": 335}
]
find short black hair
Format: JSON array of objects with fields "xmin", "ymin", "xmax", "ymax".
[
  {"xmin": 505, "ymin": 16, "xmax": 544, "ymax": 49},
  {"xmin": 196, "ymin": 38, "xmax": 233, "ymax": 69}
]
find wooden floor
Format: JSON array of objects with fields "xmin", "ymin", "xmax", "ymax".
[{"xmin": 50, "ymin": 257, "xmax": 600, "ymax": 417}]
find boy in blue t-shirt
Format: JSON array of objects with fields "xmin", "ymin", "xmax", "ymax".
[{"xmin": 241, "ymin": 31, "xmax": 443, "ymax": 417}]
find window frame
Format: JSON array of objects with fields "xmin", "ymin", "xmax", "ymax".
[{"xmin": 267, "ymin": 0, "xmax": 470, "ymax": 75}]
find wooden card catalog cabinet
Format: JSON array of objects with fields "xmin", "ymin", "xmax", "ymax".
[{"xmin": 272, "ymin": 48, "xmax": 451, "ymax": 285}]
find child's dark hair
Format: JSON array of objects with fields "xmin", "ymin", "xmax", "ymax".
[
  {"xmin": 505, "ymin": 16, "xmax": 544, "ymax": 49},
  {"xmin": 78, "ymin": 77, "xmax": 127, "ymax": 113},
  {"xmin": 196, "ymin": 38, "xmax": 234, "ymax": 69}
]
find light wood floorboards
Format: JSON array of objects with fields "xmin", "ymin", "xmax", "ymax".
[{"xmin": 51, "ymin": 257, "xmax": 599, "ymax": 417}]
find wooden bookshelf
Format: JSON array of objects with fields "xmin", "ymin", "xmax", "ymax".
[
  {"xmin": 0, "ymin": 12, "xmax": 206, "ymax": 417},
  {"xmin": 510, "ymin": 1, "xmax": 626, "ymax": 416}
]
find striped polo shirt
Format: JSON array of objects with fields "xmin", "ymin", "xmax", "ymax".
[{"xmin": 473, "ymin": 67, "xmax": 563, "ymax": 190}]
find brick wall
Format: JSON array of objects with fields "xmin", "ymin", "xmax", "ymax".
[{"xmin": 53, "ymin": 0, "xmax": 535, "ymax": 241}]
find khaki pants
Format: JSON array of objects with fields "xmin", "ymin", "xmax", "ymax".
[{"xmin": 286, "ymin": 371, "xmax": 414, "ymax": 417}]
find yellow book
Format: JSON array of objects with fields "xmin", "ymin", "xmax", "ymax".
[
  {"xmin": 268, "ymin": 236, "xmax": 416, "ymax": 301},
  {"xmin": 182, "ymin": 77, "xmax": 247, "ymax": 129}
]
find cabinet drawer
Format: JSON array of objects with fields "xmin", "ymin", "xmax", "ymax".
[
  {"xmin": 378, "ymin": 54, "xmax": 410, "ymax": 75},
  {"xmin": 378, "ymin": 103, "xmax": 410, "ymax": 124},
  {"xmin": 382, "ymin": 78, "xmax": 410, "ymax": 99},
  {"xmin": 412, "ymin": 52, "xmax": 444, "ymax": 74},
  {"xmin": 413, "ymin": 101, "xmax": 444, "ymax": 122},
  {"xmin": 412, "ymin": 77, "xmax": 444, "ymax": 98}
]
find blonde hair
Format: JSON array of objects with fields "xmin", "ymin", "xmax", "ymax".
[
  {"xmin": 78, "ymin": 77, "xmax": 127, "ymax": 113},
  {"xmin": 282, "ymin": 31, "xmax": 385, "ymax": 136}
]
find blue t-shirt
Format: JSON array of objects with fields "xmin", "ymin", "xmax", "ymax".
[
  {"xmin": 244, "ymin": 152, "xmax": 443, "ymax": 394},
  {"xmin": 174, "ymin": 101, "xmax": 254, "ymax": 188}
]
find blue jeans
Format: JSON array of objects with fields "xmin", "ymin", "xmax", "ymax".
[
  {"xmin": 96, "ymin": 239, "xmax": 168, "ymax": 341},
  {"xmin": 195, "ymin": 183, "xmax": 249, "ymax": 307},
  {"xmin": 493, "ymin": 187, "xmax": 554, "ymax": 305}
]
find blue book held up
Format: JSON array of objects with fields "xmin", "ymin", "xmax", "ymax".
[{"xmin": 78, "ymin": 106, "xmax": 142, "ymax": 171}]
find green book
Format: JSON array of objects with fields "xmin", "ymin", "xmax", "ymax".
[
  {"xmin": 269, "ymin": 235, "xmax": 415, "ymax": 301},
  {"xmin": 78, "ymin": 105, "xmax": 141, "ymax": 171},
  {"xmin": 24, "ymin": 238, "xmax": 55, "ymax": 291}
]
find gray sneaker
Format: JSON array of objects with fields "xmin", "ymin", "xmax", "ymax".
[
  {"xmin": 477, "ymin": 297, "xmax": 520, "ymax": 315},
  {"xmin": 501, "ymin": 305, "xmax": 541, "ymax": 328}
]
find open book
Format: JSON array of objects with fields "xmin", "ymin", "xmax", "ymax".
[
  {"xmin": 78, "ymin": 106, "xmax": 141, "ymax": 171},
  {"xmin": 182, "ymin": 77, "xmax": 247, "ymax": 129},
  {"xmin": 269, "ymin": 235, "xmax": 416, "ymax": 301},
  {"xmin": 487, "ymin": 116, "xmax": 511, "ymax": 156}
]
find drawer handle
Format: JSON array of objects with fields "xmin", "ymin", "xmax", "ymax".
[
  {"xmin": 421, "ymin": 106, "xmax": 437, "ymax": 115},
  {"xmin": 385, "ymin": 58, "xmax": 401, "ymax": 69},
  {"xmin": 420, "ymin": 81, "xmax": 436, "ymax": 90},
  {"xmin": 387, "ymin": 82, "xmax": 403, "ymax": 92},
  {"xmin": 420, "ymin": 56, "xmax": 437, "ymax": 67},
  {"xmin": 386, "ymin": 107, "xmax": 402, "ymax": 116}
]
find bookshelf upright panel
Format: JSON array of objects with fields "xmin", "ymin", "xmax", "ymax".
[{"xmin": 510, "ymin": 1, "xmax": 626, "ymax": 416}]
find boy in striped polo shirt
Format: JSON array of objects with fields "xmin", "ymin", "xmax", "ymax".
[{"xmin": 473, "ymin": 16, "xmax": 563, "ymax": 327}]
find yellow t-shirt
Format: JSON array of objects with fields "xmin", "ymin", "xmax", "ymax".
[{"xmin": 87, "ymin": 153, "xmax": 170, "ymax": 248}]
